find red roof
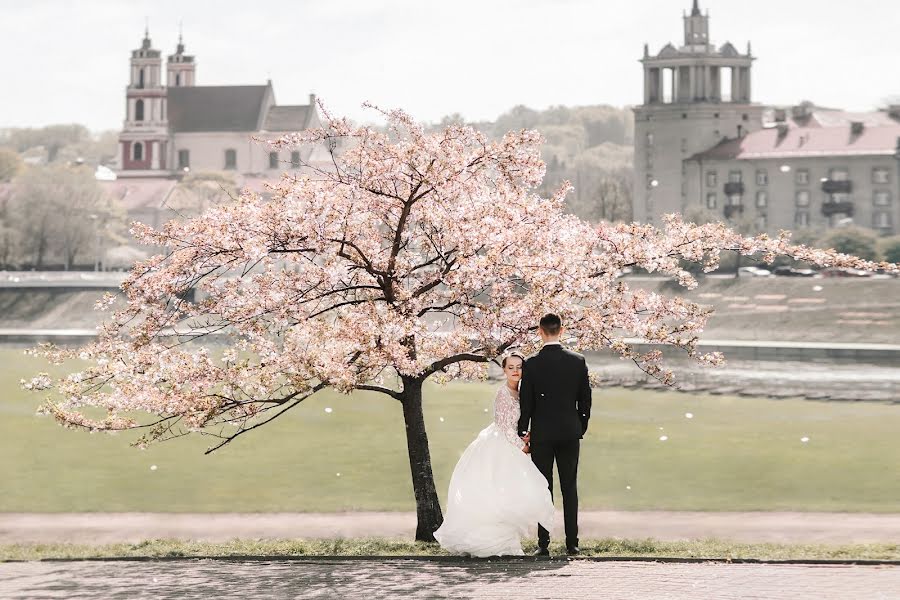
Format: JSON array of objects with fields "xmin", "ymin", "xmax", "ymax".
[{"xmin": 693, "ymin": 111, "xmax": 900, "ymax": 161}]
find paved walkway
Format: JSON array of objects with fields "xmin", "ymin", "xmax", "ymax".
[
  {"xmin": 3, "ymin": 511, "xmax": 900, "ymax": 544},
  {"xmin": 2, "ymin": 558, "xmax": 899, "ymax": 599}
]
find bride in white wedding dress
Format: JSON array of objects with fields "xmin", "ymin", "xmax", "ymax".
[{"xmin": 433, "ymin": 353, "xmax": 555, "ymax": 557}]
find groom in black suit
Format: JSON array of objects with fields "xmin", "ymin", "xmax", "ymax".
[{"xmin": 518, "ymin": 313, "xmax": 592, "ymax": 556}]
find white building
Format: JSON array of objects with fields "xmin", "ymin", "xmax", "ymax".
[{"xmin": 117, "ymin": 29, "xmax": 321, "ymax": 178}]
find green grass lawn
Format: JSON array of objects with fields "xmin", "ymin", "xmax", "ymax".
[{"xmin": 2, "ymin": 349, "xmax": 899, "ymax": 513}]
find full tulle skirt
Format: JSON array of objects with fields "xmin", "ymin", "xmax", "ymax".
[{"xmin": 433, "ymin": 423, "xmax": 555, "ymax": 557}]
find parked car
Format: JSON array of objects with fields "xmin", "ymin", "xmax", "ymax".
[
  {"xmin": 773, "ymin": 266, "xmax": 817, "ymax": 277},
  {"xmin": 821, "ymin": 267, "xmax": 872, "ymax": 278},
  {"xmin": 738, "ymin": 266, "xmax": 772, "ymax": 277}
]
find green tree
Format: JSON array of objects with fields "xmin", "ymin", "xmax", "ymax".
[
  {"xmin": 9, "ymin": 165, "xmax": 124, "ymax": 269},
  {"xmin": 879, "ymin": 236, "xmax": 900, "ymax": 264},
  {"xmin": 0, "ymin": 148, "xmax": 22, "ymax": 182},
  {"xmin": 0, "ymin": 124, "xmax": 90, "ymax": 162},
  {"xmin": 819, "ymin": 226, "xmax": 879, "ymax": 262}
]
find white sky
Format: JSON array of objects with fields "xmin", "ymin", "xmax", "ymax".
[{"xmin": 1, "ymin": 0, "xmax": 898, "ymax": 132}]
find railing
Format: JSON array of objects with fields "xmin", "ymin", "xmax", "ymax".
[
  {"xmin": 724, "ymin": 204, "xmax": 745, "ymax": 219},
  {"xmin": 821, "ymin": 200, "xmax": 854, "ymax": 217},
  {"xmin": 724, "ymin": 182, "xmax": 745, "ymax": 195},
  {"xmin": 821, "ymin": 179, "xmax": 852, "ymax": 194}
]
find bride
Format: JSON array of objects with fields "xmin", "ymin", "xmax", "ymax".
[{"xmin": 433, "ymin": 353, "xmax": 555, "ymax": 557}]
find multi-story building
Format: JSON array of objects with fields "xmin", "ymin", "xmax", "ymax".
[
  {"xmin": 117, "ymin": 29, "xmax": 322, "ymax": 178},
  {"xmin": 686, "ymin": 105, "xmax": 900, "ymax": 235},
  {"xmin": 634, "ymin": 2, "xmax": 900, "ymax": 236}
]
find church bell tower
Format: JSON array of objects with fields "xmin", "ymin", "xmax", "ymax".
[{"xmin": 118, "ymin": 26, "xmax": 169, "ymax": 176}]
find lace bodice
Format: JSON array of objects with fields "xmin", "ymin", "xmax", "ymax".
[{"xmin": 493, "ymin": 385, "xmax": 525, "ymax": 450}]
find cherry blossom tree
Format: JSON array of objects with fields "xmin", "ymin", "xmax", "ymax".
[{"xmin": 27, "ymin": 103, "xmax": 897, "ymax": 541}]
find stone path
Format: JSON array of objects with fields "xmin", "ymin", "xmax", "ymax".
[
  {"xmin": 2, "ymin": 558, "xmax": 899, "ymax": 599},
  {"xmin": 3, "ymin": 511, "xmax": 900, "ymax": 544}
]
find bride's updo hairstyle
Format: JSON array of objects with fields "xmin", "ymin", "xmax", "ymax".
[{"xmin": 501, "ymin": 352, "xmax": 526, "ymax": 368}]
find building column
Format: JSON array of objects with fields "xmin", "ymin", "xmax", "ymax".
[
  {"xmin": 151, "ymin": 141, "xmax": 159, "ymax": 169},
  {"xmin": 731, "ymin": 67, "xmax": 740, "ymax": 103},
  {"xmin": 704, "ymin": 66, "xmax": 712, "ymax": 101},
  {"xmin": 644, "ymin": 68, "xmax": 651, "ymax": 104}
]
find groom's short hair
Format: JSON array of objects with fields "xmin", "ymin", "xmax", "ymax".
[{"xmin": 539, "ymin": 313, "xmax": 562, "ymax": 336}]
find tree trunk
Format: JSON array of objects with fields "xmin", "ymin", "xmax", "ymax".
[{"xmin": 400, "ymin": 376, "xmax": 443, "ymax": 542}]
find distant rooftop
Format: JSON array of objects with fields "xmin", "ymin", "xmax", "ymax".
[{"xmin": 691, "ymin": 108, "xmax": 900, "ymax": 161}]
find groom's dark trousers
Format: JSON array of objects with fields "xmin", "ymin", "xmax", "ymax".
[
  {"xmin": 518, "ymin": 343, "xmax": 592, "ymax": 550},
  {"xmin": 530, "ymin": 438, "xmax": 580, "ymax": 548}
]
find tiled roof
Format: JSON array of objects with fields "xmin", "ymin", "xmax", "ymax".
[
  {"xmin": 263, "ymin": 105, "xmax": 312, "ymax": 132},
  {"xmin": 691, "ymin": 113, "xmax": 900, "ymax": 161},
  {"xmin": 167, "ymin": 85, "xmax": 271, "ymax": 132},
  {"xmin": 100, "ymin": 178, "xmax": 178, "ymax": 211}
]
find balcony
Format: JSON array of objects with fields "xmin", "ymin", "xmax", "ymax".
[
  {"xmin": 821, "ymin": 179, "xmax": 853, "ymax": 194},
  {"xmin": 821, "ymin": 200, "xmax": 854, "ymax": 217},
  {"xmin": 723, "ymin": 182, "xmax": 745, "ymax": 195},
  {"xmin": 724, "ymin": 204, "xmax": 744, "ymax": 219}
]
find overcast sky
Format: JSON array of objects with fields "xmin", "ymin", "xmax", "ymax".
[{"xmin": 1, "ymin": 0, "xmax": 898, "ymax": 132}]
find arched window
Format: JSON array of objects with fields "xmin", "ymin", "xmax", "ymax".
[
  {"xmin": 133, "ymin": 142, "xmax": 143, "ymax": 162},
  {"xmin": 175, "ymin": 73, "xmax": 181, "ymax": 87},
  {"xmin": 135, "ymin": 99, "xmax": 144, "ymax": 122},
  {"xmin": 138, "ymin": 68, "xmax": 145, "ymax": 89}
]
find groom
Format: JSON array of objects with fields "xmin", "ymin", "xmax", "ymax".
[{"xmin": 518, "ymin": 313, "xmax": 592, "ymax": 556}]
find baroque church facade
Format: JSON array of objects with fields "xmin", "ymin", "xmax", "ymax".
[
  {"xmin": 117, "ymin": 29, "xmax": 322, "ymax": 178},
  {"xmin": 634, "ymin": 1, "xmax": 899, "ymax": 235}
]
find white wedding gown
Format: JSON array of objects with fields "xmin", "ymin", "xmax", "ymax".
[{"xmin": 433, "ymin": 385, "xmax": 555, "ymax": 556}]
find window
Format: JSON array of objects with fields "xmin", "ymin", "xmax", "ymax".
[
  {"xmin": 728, "ymin": 170, "xmax": 742, "ymax": 183},
  {"xmin": 706, "ymin": 171, "xmax": 717, "ymax": 187},
  {"xmin": 756, "ymin": 190, "xmax": 768, "ymax": 208},
  {"xmin": 874, "ymin": 211, "xmax": 892, "ymax": 229},
  {"xmin": 135, "ymin": 99, "xmax": 144, "ymax": 122},
  {"xmin": 829, "ymin": 167, "xmax": 849, "ymax": 181},
  {"xmin": 706, "ymin": 193, "xmax": 717, "ymax": 209},
  {"xmin": 874, "ymin": 191, "xmax": 892, "ymax": 206},
  {"xmin": 756, "ymin": 170, "xmax": 768, "ymax": 186},
  {"xmin": 755, "ymin": 215, "xmax": 767, "ymax": 231},
  {"xmin": 728, "ymin": 195, "xmax": 742, "ymax": 206},
  {"xmin": 138, "ymin": 68, "xmax": 145, "ymax": 89},
  {"xmin": 873, "ymin": 168, "xmax": 890, "ymax": 184},
  {"xmin": 177, "ymin": 149, "xmax": 190, "ymax": 170},
  {"xmin": 132, "ymin": 142, "xmax": 143, "ymax": 162},
  {"xmin": 795, "ymin": 211, "xmax": 809, "ymax": 227},
  {"xmin": 224, "ymin": 149, "xmax": 237, "ymax": 170},
  {"xmin": 796, "ymin": 190, "xmax": 810, "ymax": 207},
  {"xmin": 796, "ymin": 169, "xmax": 810, "ymax": 185},
  {"xmin": 269, "ymin": 151, "xmax": 279, "ymax": 169},
  {"xmin": 175, "ymin": 73, "xmax": 181, "ymax": 87},
  {"xmin": 291, "ymin": 151, "xmax": 300, "ymax": 168}
]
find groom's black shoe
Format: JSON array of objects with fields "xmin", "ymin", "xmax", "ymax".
[
  {"xmin": 566, "ymin": 546, "xmax": 580, "ymax": 556},
  {"xmin": 533, "ymin": 547, "xmax": 550, "ymax": 557}
]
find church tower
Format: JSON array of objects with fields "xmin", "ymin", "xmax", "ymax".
[
  {"xmin": 167, "ymin": 28, "xmax": 196, "ymax": 87},
  {"xmin": 633, "ymin": 1, "xmax": 762, "ymax": 223},
  {"xmin": 118, "ymin": 26, "xmax": 169, "ymax": 176}
]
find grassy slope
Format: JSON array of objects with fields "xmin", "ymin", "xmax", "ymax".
[{"xmin": 3, "ymin": 350, "xmax": 899, "ymax": 513}]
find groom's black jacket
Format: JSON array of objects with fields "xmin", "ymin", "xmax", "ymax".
[{"xmin": 517, "ymin": 344, "xmax": 592, "ymax": 443}]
